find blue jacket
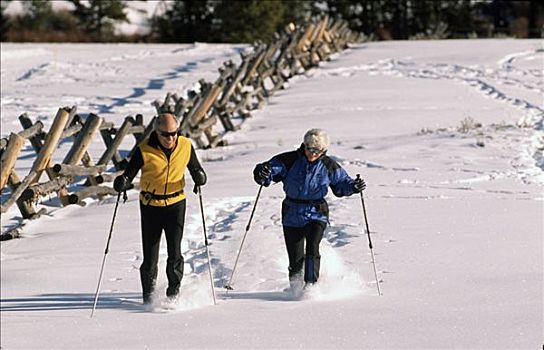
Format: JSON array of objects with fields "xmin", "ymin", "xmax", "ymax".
[{"xmin": 258, "ymin": 145, "xmax": 356, "ymax": 227}]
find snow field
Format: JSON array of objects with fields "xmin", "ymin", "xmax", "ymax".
[{"xmin": 1, "ymin": 39, "xmax": 542, "ymax": 349}]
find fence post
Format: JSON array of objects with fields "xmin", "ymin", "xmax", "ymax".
[
  {"xmin": 97, "ymin": 117, "xmax": 132, "ymax": 169},
  {"xmin": 1, "ymin": 171, "xmax": 37, "ymax": 214},
  {"xmin": 27, "ymin": 107, "xmax": 71, "ymax": 185},
  {"xmin": 8, "ymin": 108, "xmax": 70, "ymax": 218},
  {"xmin": 0, "ymin": 133, "xmax": 25, "ymax": 191},
  {"xmin": 58, "ymin": 113, "xmax": 103, "ymax": 205}
]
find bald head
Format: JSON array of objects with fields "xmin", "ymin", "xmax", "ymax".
[{"xmin": 154, "ymin": 113, "xmax": 179, "ymax": 131}]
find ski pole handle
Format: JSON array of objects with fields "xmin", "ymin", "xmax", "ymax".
[
  {"xmin": 197, "ymin": 186, "xmax": 209, "ymax": 246},
  {"xmin": 245, "ymin": 185, "xmax": 263, "ymax": 231},
  {"xmin": 355, "ymin": 173, "xmax": 364, "ymax": 191}
]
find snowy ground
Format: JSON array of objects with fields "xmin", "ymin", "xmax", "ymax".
[{"xmin": 1, "ymin": 39, "xmax": 543, "ymax": 349}]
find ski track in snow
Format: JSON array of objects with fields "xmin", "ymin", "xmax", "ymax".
[
  {"xmin": 1, "ymin": 41, "xmax": 542, "ymax": 348},
  {"xmin": 13, "ymin": 43, "xmax": 240, "ymax": 84},
  {"xmin": 127, "ymin": 195, "xmax": 373, "ymax": 312},
  {"xmin": 320, "ymin": 47, "xmax": 544, "ymax": 179},
  {"xmin": 320, "ymin": 48, "xmax": 543, "ymax": 125},
  {"xmin": 209, "ymin": 197, "xmax": 370, "ymax": 299},
  {"xmin": 3, "ymin": 43, "xmax": 542, "ymax": 312},
  {"xmin": 335, "ymin": 121, "xmax": 543, "ymax": 189},
  {"xmin": 1, "ymin": 44, "xmax": 246, "ymax": 125}
]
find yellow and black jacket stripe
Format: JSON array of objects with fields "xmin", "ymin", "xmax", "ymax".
[{"xmin": 122, "ymin": 132, "xmax": 204, "ymax": 207}]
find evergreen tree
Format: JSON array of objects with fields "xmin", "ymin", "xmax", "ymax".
[
  {"xmin": 311, "ymin": 0, "xmax": 383, "ymax": 38},
  {"xmin": 1, "ymin": 0, "xmax": 11, "ymax": 41},
  {"xmin": 69, "ymin": 0, "xmax": 128, "ymax": 40},
  {"xmin": 440, "ymin": 0, "xmax": 474, "ymax": 38},
  {"xmin": 283, "ymin": 0, "xmax": 312, "ymax": 25},
  {"xmin": 212, "ymin": 0, "xmax": 288, "ymax": 43},
  {"xmin": 22, "ymin": 0, "xmax": 53, "ymax": 31},
  {"xmin": 528, "ymin": 0, "xmax": 544, "ymax": 38},
  {"xmin": 151, "ymin": 0, "xmax": 213, "ymax": 43},
  {"xmin": 152, "ymin": 0, "xmax": 311, "ymax": 43},
  {"xmin": 410, "ymin": 1, "xmax": 433, "ymax": 36},
  {"xmin": 313, "ymin": 0, "xmax": 360, "ymax": 24},
  {"xmin": 358, "ymin": 0, "xmax": 379, "ymax": 36}
]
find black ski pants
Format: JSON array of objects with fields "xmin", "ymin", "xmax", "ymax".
[
  {"xmin": 139, "ymin": 199, "xmax": 186, "ymax": 300},
  {"xmin": 283, "ymin": 221, "xmax": 326, "ymax": 283}
]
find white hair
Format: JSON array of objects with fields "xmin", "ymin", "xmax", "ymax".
[{"xmin": 303, "ymin": 128, "xmax": 330, "ymax": 151}]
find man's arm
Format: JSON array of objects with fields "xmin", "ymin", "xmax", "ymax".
[
  {"xmin": 188, "ymin": 145, "xmax": 206, "ymax": 186},
  {"xmin": 114, "ymin": 147, "xmax": 143, "ymax": 192}
]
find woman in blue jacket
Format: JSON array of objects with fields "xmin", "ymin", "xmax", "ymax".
[{"xmin": 253, "ymin": 129, "xmax": 366, "ymax": 289}]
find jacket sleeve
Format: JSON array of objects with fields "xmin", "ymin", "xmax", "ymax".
[
  {"xmin": 268, "ymin": 157, "xmax": 287, "ymax": 184},
  {"xmin": 270, "ymin": 150, "xmax": 298, "ymax": 183},
  {"xmin": 328, "ymin": 163, "xmax": 355, "ymax": 197},
  {"xmin": 122, "ymin": 147, "xmax": 143, "ymax": 182},
  {"xmin": 187, "ymin": 145, "xmax": 207, "ymax": 186},
  {"xmin": 253, "ymin": 151, "xmax": 293, "ymax": 186}
]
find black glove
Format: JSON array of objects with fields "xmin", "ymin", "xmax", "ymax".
[
  {"xmin": 353, "ymin": 177, "xmax": 366, "ymax": 193},
  {"xmin": 253, "ymin": 162, "xmax": 271, "ymax": 186},
  {"xmin": 192, "ymin": 168, "xmax": 207, "ymax": 186},
  {"xmin": 113, "ymin": 175, "xmax": 131, "ymax": 193}
]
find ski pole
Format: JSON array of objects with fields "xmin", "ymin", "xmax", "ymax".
[
  {"xmin": 356, "ymin": 174, "xmax": 382, "ymax": 296},
  {"xmin": 90, "ymin": 191, "xmax": 125, "ymax": 318},
  {"xmin": 196, "ymin": 185, "xmax": 217, "ymax": 305},
  {"xmin": 225, "ymin": 184, "xmax": 263, "ymax": 291}
]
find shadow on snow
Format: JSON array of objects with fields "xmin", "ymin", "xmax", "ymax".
[
  {"xmin": 0, "ymin": 293, "xmax": 146, "ymax": 313},
  {"xmin": 219, "ymin": 290, "xmax": 301, "ymax": 302}
]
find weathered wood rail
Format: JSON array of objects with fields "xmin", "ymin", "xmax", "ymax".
[{"xmin": 0, "ymin": 17, "xmax": 363, "ymax": 240}]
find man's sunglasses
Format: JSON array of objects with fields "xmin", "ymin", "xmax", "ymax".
[
  {"xmin": 158, "ymin": 130, "xmax": 178, "ymax": 138},
  {"xmin": 306, "ymin": 146, "xmax": 323, "ymax": 154}
]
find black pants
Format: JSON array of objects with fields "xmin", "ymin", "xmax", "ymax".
[
  {"xmin": 139, "ymin": 199, "xmax": 186, "ymax": 300},
  {"xmin": 283, "ymin": 221, "xmax": 326, "ymax": 283}
]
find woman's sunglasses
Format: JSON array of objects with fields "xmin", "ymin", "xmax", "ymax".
[{"xmin": 306, "ymin": 146, "xmax": 323, "ymax": 154}]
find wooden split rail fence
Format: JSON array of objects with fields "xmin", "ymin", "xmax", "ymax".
[{"xmin": 0, "ymin": 17, "xmax": 363, "ymax": 239}]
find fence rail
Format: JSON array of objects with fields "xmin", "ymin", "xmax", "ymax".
[{"xmin": 0, "ymin": 17, "xmax": 363, "ymax": 239}]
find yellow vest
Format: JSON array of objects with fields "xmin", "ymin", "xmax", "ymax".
[{"xmin": 139, "ymin": 136, "xmax": 192, "ymax": 207}]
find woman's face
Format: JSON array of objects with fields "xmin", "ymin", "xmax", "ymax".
[{"xmin": 304, "ymin": 146, "xmax": 324, "ymax": 162}]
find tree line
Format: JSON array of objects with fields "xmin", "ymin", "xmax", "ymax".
[{"xmin": 1, "ymin": 0, "xmax": 543, "ymax": 43}]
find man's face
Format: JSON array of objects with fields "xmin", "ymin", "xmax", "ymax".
[{"xmin": 156, "ymin": 116, "xmax": 178, "ymax": 149}]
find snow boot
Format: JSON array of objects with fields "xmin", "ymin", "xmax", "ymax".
[{"xmin": 288, "ymin": 270, "xmax": 304, "ymax": 291}]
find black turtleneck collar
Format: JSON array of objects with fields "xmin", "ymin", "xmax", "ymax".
[{"xmin": 148, "ymin": 131, "xmax": 177, "ymax": 159}]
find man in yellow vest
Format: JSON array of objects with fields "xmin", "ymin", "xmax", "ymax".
[{"xmin": 114, "ymin": 113, "xmax": 207, "ymax": 304}]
